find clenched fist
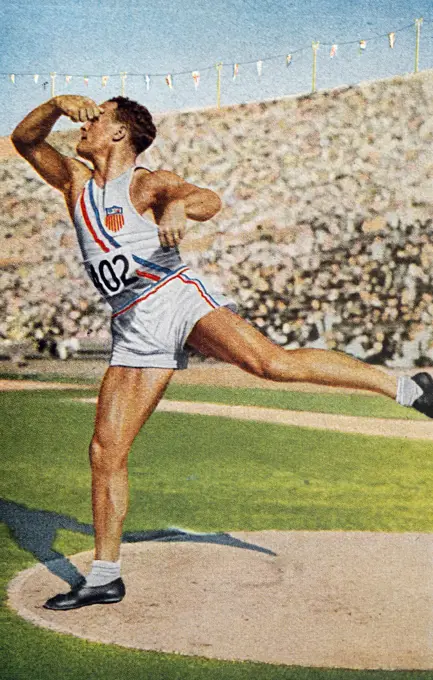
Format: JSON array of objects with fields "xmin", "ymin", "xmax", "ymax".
[
  {"xmin": 157, "ymin": 199, "xmax": 186, "ymax": 249},
  {"xmin": 53, "ymin": 95, "xmax": 104, "ymax": 123}
]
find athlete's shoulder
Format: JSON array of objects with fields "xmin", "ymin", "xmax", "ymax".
[
  {"xmin": 134, "ymin": 168, "xmax": 185, "ymax": 190},
  {"xmin": 151, "ymin": 169, "xmax": 185, "ymax": 187},
  {"xmin": 64, "ymin": 158, "xmax": 93, "ymax": 213},
  {"xmin": 67, "ymin": 157, "xmax": 93, "ymax": 182}
]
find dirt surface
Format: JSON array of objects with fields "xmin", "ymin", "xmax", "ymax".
[
  {"xmin": 7, "ymin": 531, "xmax": 433, "ymax": 670},
  {"xmin": 0, "ymin": 379, "xmax": 93, "ymax": 391}
]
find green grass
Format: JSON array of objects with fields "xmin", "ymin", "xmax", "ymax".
[
  {"xmin": 164, "ymin": 383, "xmax": 427, "ymax": 420},
  {"xmin": 1, "ymin": 371, "xmax": 427, "ymax": 419},
  {"xmin": 2, "ymin": 387, "xmax": 433, "ymax": 679}
]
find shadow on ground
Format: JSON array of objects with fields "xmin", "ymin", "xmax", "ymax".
[{"xmin": 0, "ymin": 498, "xmax": 275, "ymax": 586}]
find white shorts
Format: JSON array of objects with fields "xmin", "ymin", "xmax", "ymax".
[{"xmin": 109, "ymin": 266, "xmax": 237, "ymax": 369}]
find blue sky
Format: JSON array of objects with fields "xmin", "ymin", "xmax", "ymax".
[{"xmin": 1, "ymin": 0, "xmax": 432, "ymax": 135}]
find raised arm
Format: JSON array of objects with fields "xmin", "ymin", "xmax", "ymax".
[{"xmin": 11, "ymin": 95, "xmax": 102, "ymax": 192}]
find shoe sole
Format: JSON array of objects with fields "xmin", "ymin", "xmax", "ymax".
[{"xmin": 43, "ymin": 595, "xmax": 125, "ymax": 611}]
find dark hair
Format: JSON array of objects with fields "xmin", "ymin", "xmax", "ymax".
[{"xmin": 108, "ymin": 96, "xmax": 156, "ymax": 154}]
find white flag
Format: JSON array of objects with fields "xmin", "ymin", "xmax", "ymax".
[{"xmin": 192, "ymin": 71, "xmax": 200, "ymax": 89}]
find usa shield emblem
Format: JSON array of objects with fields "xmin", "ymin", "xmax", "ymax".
[{"xmin": 105, "ymin": 205, "xmax": 125, "ymax": 232}]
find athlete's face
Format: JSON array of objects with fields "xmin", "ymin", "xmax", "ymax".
[{"xmin": 76, "ymin": 101, "xmax": 124, "ymax": 159}]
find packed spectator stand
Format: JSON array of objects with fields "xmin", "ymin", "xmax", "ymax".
[{"xmin": 2, "ymin": 70, "xmax": 433, "ymax": 367}]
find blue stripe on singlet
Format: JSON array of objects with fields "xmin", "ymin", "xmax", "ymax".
[
  {"xmin": 132, "ymin": 254, "xmax": 173, "ymax": 275},
  {"xmin": 88, "ymin": 180, "xmax": 121, "ymax": 249}
]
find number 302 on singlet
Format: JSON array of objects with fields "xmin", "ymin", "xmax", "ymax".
[{"xmin": 85, "ymin": 250, "xmax": 141, "ymax": 298}]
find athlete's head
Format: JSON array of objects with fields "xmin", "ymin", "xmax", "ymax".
[
  {"xmin": 77, "ymin": 97, "xmax": 156, "ymax": 160},
  {"xmin": 107, "ymin": 97, "xmax": 157, "ymax": 154}
]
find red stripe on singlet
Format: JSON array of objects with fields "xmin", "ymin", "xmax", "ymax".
[
  {"xmin": 80, "ymin": 189, "xmax": 110, "ymax": 253},
  {"xmin": 136, "ymin": 270, "xmax": 161, "ymax": 282},
  {"xmin": 178, "ymin": 274, "xmax": 218, "ymax": 308}
]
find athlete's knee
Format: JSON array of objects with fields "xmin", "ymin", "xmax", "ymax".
[
  {"xmin": 89, "ymin": 435, "xmax": 129, "ymax": 474},
  {"xmin": 240, "ymin": 349, "xmax": 283, "ymax": 380},
  {"xmin": 243, "ymin": 347, "xmax": 311, "ymax": 382}
]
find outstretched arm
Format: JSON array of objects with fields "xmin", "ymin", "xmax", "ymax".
[{"xmin": 11, "ymin": 95, "xmax": 102, "ymax": 191}]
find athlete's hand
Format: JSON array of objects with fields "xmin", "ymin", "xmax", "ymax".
[
  {"xmin": 157, "ymin": 199, "xmax": 186, "ymax": 249},
  {"xmin": 53, "ymin": 95, "xmax": 104, "ymax": 123}
]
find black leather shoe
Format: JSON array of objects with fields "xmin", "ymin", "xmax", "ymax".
[
  {"xmin": 43, "ymin": 577, "xmax": 125, "ymax": 611},
  {"xmin": 412, "ymin": 372, "xmax": 433, "ymax": 418}
]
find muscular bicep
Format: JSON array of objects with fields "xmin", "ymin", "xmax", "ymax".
[
  {"xmin": 12, "ymin": 140, "xmax": 74, "ymax": 192},
  {"xmin": 152, "ymin": 170, "xmax": 198, "ymax": 201}
]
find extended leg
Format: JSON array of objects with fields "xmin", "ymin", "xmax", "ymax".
[{"xmin": 188, "ymin": 308, "xmax": 398, "ymax": 398}]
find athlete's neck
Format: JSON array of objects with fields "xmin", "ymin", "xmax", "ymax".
[{"xmin": 92, "ymin": 148, "xmax": 137, "ymax": 188}]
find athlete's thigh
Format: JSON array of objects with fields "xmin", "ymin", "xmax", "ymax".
[
  {"xmin": 187, "ymin": 307, "xmax": 277, "ymax": 366},
  {"xmin": 94, "ymin": 366, "xmax": 174, "ymax": 448}
]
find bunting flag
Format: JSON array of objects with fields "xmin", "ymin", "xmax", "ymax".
[
  {"xmin": 256, "ymin": 60, "xmax": 263, "ymax": 77},
  {"xmin": 65, "ymin": 75, "xmax": 72, "ymax": 84},
  {"xmin": 165, "ymin": 74, "xmax": 173, "ymax": 89},
  {"xmin": 233, "ymin": 63, "xmax": 239, "ymax": 80},
  {"xmin": 10, "ymin": 74, "xmax": 15, "ymax": 84},
  {"xmin": 330, "ymin": 44, "xmax": 338, "ymax": 58},
  {"xmin": 359, "ymin": 40, "xmax": 367, "ymax": 53},
  {"xmin": 192, "ymin": 71, "xmax": 200, "ymax": 89},
  {"xmin": 286, "ymin": 54, "xmax": 292, "ymax": 67},
  {"xmin": 145, "ymin": 74, "xmax": 150, "ymax": 91},
  {"xmin": 388, "ymin": 32, "xmax": 395, "ymax": 48},
  {"xmin": 84, "ymin": 76, "xmax": 89, "ymax": 86},
  {"xmin": 101, "ymin": 75, "xmax": 109, "ymax": 87},
  {"xmin": 33, "ymin": 74, "xmax": 39, "ymax": 84}
]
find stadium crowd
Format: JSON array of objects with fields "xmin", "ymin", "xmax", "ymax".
[{"xmin": 2, "ymin": 71, "xmax": 433, "ymax": 366}]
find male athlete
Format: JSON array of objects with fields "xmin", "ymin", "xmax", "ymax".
[{"xmin": 12, "ymin": 94, "xmax": 433, "ymax": 610}]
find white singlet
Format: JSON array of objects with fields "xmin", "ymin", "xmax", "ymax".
[{"xmin": 72, "ymin": 165, "xmax": 236, "ymax": 369}]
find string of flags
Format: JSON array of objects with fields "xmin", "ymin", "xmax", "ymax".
[{"xmin": 5, "ymin": 18, "xmax": 426, "ymax": 92}]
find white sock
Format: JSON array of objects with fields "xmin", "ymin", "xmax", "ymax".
[
  {"xmin": 85, "ymin": 560, "xmax": 121, "ymax": 587},
  {"xmin": 396, "ymin": 376, "xmax": 423, "ymax": 407}
]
